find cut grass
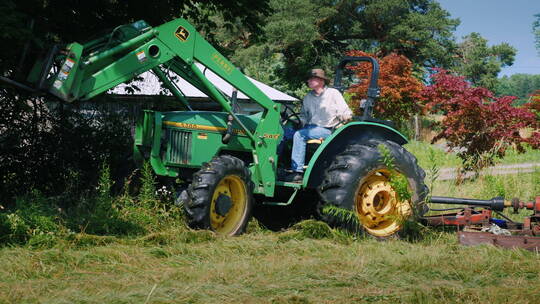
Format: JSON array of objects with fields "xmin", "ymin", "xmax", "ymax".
[{"xmin": 1, "ymin": 227, "xmax": 539, "ymax": 304}]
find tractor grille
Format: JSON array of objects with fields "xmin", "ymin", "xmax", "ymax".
[{"xmin": 167, "ymin": 129, "xmax": 192, "ymax": 164}]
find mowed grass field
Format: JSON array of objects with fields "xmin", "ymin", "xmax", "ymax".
[
  {"xmin": 1, "ymin": 228, "xmax": 539, "ymax": 304},
  {"xmin": 1, "ymin": 142, "xmax": 539, "ymax": 304}
]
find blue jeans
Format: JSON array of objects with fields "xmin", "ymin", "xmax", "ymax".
[{"xmin": 280, "ymin": 124, "xmax": 332, "ymax": 172}]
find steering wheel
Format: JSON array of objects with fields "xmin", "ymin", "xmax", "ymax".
[{"xmin": 280, "ymin": 103, "xmax": 302, "ymax": 129}]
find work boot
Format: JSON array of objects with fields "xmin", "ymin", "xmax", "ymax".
[
  {"xmin": 277, "ymin": 168, "xmax": 293, "ymax": 179},
  {"xmin": 283, "ymin": 172, "xmax": 303, "ymax": 183}
]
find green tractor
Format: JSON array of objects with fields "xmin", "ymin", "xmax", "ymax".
[{"xmin": 3, "ymin": 18, "xmax": 427, "ymax": 237}]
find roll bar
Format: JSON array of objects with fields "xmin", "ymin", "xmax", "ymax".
[{"xmin": 333, "ymin": 56, "xmax": 380, "ymax": 120}]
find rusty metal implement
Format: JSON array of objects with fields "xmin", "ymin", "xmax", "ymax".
[{"xmin": 424, "ymin": 196, "xmax": 540, "ymax": 251}]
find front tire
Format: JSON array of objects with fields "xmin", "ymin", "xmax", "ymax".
[
  {"xmin": 183, "ymin": 155, "xmax": 254, "ymax": 236},
  {"xmin": 318, "ymin": 139, "xmax": 428, "ymax": 237}
]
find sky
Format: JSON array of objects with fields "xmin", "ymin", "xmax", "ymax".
[{"xmin": 438, "ymin": 0, "xmax": 540, "ymax": 77}]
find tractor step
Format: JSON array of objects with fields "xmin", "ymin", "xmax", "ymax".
[{"xmin": 275, "ymin": 181, "xmax": 303, "ymax": 188}]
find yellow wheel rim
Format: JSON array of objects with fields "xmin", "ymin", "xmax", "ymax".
[
  {"xmin": 210, "ymin": 175, "xmax": 248, "ymax": 235},
  {"xmin": 354, "ymin": 169, "xmax": 412, "ymax": 237}
]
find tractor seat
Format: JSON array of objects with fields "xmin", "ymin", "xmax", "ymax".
[{"xmin": 303, "ymin": 138, "xmax": 324, "ymax": 170}]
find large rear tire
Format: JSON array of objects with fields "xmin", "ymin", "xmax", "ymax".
[
  {"xmin": 182, "ymin": 155, "xmax": 254, "ymax": 236},
  {"xmin": 317, "ymin": 139, "xmax": 428, "ymax": 237}
]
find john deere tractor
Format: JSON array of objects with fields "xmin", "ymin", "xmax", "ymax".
[{"xmin": 2, "ymin": 18, "xmax": 427, "ymax": 237}]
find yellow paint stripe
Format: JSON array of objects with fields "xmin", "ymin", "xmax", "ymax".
[
  {"xmin": 164, "ymin": 121, "xmax": 248, "ymax": 135},
  {"xmin": 164, "ymin": 120, "xmax": 228, "ymax": 132},
  {"xmin": 163, "ymin": 121, "xmax": 280, "ymax": 140}
]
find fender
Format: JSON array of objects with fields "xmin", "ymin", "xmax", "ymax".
[{"xmin": 302, "ymin": 121, "xmax": 408, "ymax": 188}]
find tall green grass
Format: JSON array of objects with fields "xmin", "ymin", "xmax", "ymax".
[
  {"xmin": 0, "ymin": 162, "xmax": 183, "ymax": 247},
  {"xmin": 405, "ymin": 140, "xmax": 540, "ymax": 170}
]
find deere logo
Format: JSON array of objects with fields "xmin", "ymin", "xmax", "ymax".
[{"xmin": 175, "ymin": 26, "xmax": 190, "ymax": 42}]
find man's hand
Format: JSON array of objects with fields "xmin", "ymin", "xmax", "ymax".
[{"xmin": 334, "ymin": 118, "xmax": 352, "ymax": 130}]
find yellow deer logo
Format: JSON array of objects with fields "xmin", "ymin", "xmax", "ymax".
[{"xmin": 175, "ymin": 26, "xmax": 190, "ymax": 42}]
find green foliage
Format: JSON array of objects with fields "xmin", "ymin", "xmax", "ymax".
[
  {"xmin": 97, "ymin": 162, "xmax": 112, "ymax": 200},
  {"xmin": 425, "ymin": 147, "xmax": 441, "ymax": 196},
  {"xmin": 406, "ymin": 140, "xmax": 540, "ymax": 171},
  {"xmin": 231, "ymin": 0, "xmax": 459, "ymax": 93},
  {"xmin": 398, "ymin": 217, "xmax": 429, "ymax": 242},
  {"xmin": 0, "ymin": 163, "xmax": 183, "ymax": 246},
  {"xmin": 322, "ymin": 205, "xmax": 360, "ymax": 228},
  {"xmin": 335, "ymin": 0, "xmax": 459, "ymax": 68},
  {"xmin": 495, "ymin": 74, "xmax": 540, "ymax": 105},
  {"xmin": 246, "ymin": 218, "xmax": 267, "ymax": 234},
  {"xmin": 139, "ymin": 162, "xmax": 157, "ymax": 203},
  {"xmin": 0, "ymin": 0, "xmax": 271, "ymax": 78},
  {"xmin": 481, "ymin": 175, "xmax": 506, "ymax": 198},
  {"xmin": 378, "ymin": 144, "xmax": 396, "ymax": 171},
  {"xmin": 452, "ymin": 32, "xmax": 516, "ymax": 91},
  {"xmin": 378, "ymin": 144, "xmax": 412, "ymax": 201},
  {"xmin": 65, "ymin": 233, "xmax": 119, "ymax": 247},
  {"xmin": 0, "ymin": 96, "xmax": 133, "ymax": 205},
  {"xmin": 0, "ymin": 191, "xmax": 63, "ymax": 247},
  {"xmin": 377, "ymin": 143, "xmax": 428, "ymax": 240}
]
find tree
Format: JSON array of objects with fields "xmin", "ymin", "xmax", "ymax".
[
  {"xmin": 228, "ymin": 0, "xmax": 339, "ymax": 95},
  {"xmin": 346, "ymin": 51, "xmax": 424, "ymax": 123},
  {"xmin": 422, "ymin": 69, "xmax": 539, "ymax": 173},
  {"xmin": 322, "ymin": 0, "xmax": 459, "ymax": 67},
  {"xmin": 452, "ymin": 32, "xmax": 516, "ymax": 91},
  {"xmin": 495, "ymin": 74, "xmax": 540, "ymax": 105},
  {"xmin": 231, "ymin": 0, "xmax": 459, "ymax": 94},
  {"xmin": 0, "ymin": 0, "xmax": 271, "ymax": 78}
]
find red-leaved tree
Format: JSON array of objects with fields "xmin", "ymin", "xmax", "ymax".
[
  {"xmin": 422, "ymin": 69, "xmax": 540, "ymax": 172},
  {"xmin": 523, "ymin": 90, "xmax": 540, "ymax": 148},
  {"xmin": 345, "ymin": 51, "xmax": 423, "ymax": 122}
]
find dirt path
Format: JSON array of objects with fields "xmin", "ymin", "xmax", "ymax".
[{"xmin": 437, "ymin": 162, "xmax": 540, "ymax": 181}]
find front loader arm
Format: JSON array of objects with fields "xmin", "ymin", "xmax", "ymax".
[
  {"xmin": 28, "ymin": 18, "xmax": 281, "ymax": 196},
  {"xmin": 151, "ymin": 19, "xmax": 281, "ymax": 195}
]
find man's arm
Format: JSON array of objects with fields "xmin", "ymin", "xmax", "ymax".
[
  {"xmin": 333, "ymin": 90, "xmax": 353, "ymax": 122},
  {"xmin": 298, "ymin": 97, "xmax": 310, "ymax": 127}
]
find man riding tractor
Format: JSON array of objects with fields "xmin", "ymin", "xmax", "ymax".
[{"xmin": 280, "ymin": 68, "xmax": 352, "ymax": 183}]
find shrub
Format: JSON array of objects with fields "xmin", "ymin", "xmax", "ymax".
[
  {"xmin": 421, "ymin": 69, "xmax": 540, "ymax": 173},
  {"xmin": 0, "ymin": 190, "xmax": 63, "ymax": 246},
  {"xmin": 345, "ymin": 51, "xmax": 424, "ymax": 123},
  {"xmin": 0, "ymin": 92, "xmax": 133, "ymax": 206},
  {"xmin": 0, "ymin": 162, "xmax": 184, "ymax": 247}
]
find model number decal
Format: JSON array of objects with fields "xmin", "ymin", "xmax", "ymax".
[
  {"xmin": 136, "ymin": 50, "xmax": 147, "ymax": 63},
  {"xmin": 211, "ymin": 53, "xmax": 233, "ymax": 75}
]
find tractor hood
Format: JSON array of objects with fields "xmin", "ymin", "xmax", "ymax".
[{"xmin": 161, "ymin": 111, "xmax": 262, "ymax": 136}]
